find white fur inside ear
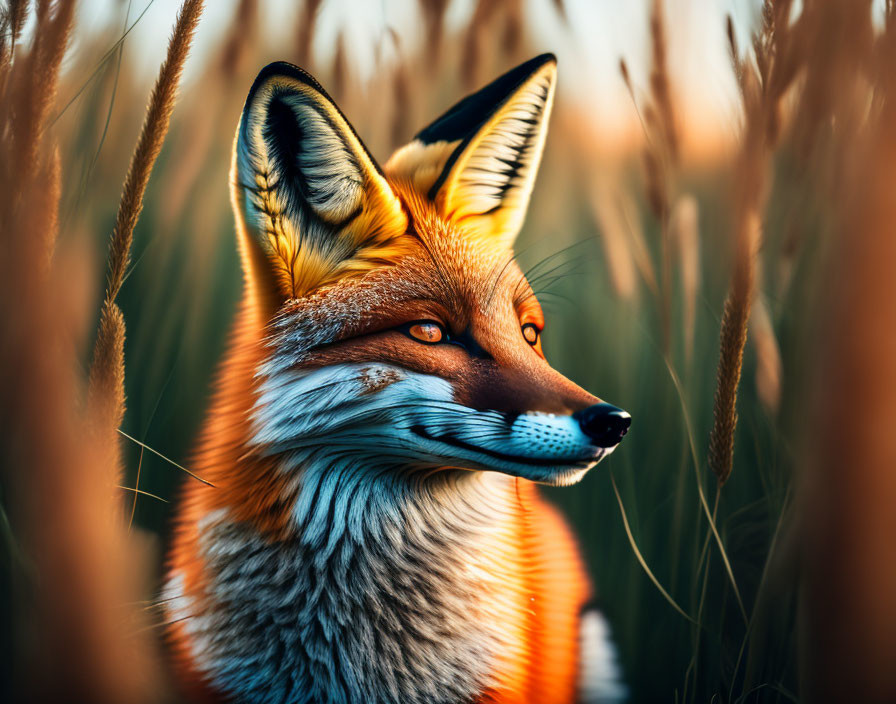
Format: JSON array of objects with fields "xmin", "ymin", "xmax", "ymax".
[
  {"xmin": 243, "ymin": 81, "xmax": 363, "ymax": 225},
  {"xmin": 450, "ymin": 70, "xmax": 554, "ymax": 222},
  {"xmin": 283, "ymin": 93, "xmax": 363, "ymax": 222},
  {"xmin": 384, "ymin": 139, "xmax": 461, "ymax": 195}
]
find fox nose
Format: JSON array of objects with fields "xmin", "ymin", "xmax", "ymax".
[{"xmin": 574, "ymin": 403, "xmax": 631, "ymax": 448}]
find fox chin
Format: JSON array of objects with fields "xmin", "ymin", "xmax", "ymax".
[{"xmin": 165, "ymin": 53, "xmax": 631, "ymax": 704}]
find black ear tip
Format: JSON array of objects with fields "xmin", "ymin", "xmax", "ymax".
[
  {"xmin": 260, "ymin": 60, "xmax": 302, "ymax": 74},
  {"xmin": 252, "ymin": 60, "xmax": 302, "ymax": 88},
  {"xmin": 512, "ymin": 53, "xmax": 557, "ymax": 76},
  {"xmin": 414, "ymin": 52, "xmax": 558, "ymax": 147},
  {"xmin": 244, "ymin": 61, "xmax": 328, "ymax": 113}
]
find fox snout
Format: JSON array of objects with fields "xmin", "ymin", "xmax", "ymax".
[
  {"xmin": 469, "ymin": 380, "xmax": 632, "ymax": 452},
  {"xmin": 453, "ymin": 353, "xmax": 631, "ymax": 451}
]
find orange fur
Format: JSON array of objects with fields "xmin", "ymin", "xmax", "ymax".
[
  {"xmin": 166, "ymin": 303, "xmax": 298, "ymax": 697},
  {"xmin": 474, "ymin": 480, "xmax": 591, "ymax": 704}
]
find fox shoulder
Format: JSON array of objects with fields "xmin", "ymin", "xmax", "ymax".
[{"xmin": 528, "ymin": 492, "xmax": 626, "ymax": 703}]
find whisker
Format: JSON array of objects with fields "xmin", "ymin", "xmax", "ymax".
[
  {"xmin": 485, "ymin": 250, "xmax": 520, "ymax": 308},
  {"xmin": 484, "ymin": 235, "xmax": 557, "ymax": 307},
  {"xmin": 520, "ymin": 238, "xmax": 590, "ymax": 282},
  {"xmin": 526, "ymin": 258, "xmax": 585, "ymax": 290}
]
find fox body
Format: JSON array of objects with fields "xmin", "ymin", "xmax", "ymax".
[{"xmin": 165, "ymin": 55, "xmax": 630, "ymax": 704}]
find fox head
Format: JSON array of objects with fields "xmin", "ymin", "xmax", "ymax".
[{"xmin": 231, "ymin": 54, "xmax": 630, "ymax": 487}]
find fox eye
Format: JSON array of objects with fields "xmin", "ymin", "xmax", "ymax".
[
  {"xmin": 406, "ymin": 321, "xmax": 446, "ymax": 344},
  {"xmin": 521, "ymin": 322, "xmax": 540, "ymax": 346}
]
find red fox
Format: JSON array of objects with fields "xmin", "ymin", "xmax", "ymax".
[{"xmin": 164, "ymin": 53, "xmax": 630, "ymax": 704}]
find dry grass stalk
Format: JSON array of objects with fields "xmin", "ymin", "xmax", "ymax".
[
  {"xmin": 750, "ymin": 292, "xmax": 781, "ymax": 413},
  {"xmin": 618, "ymin": 3, "xmax": 682, "ymax": 356},
  {"xmin": 1, "ymin": 0, "xmax": 73, "ymax": 210},
  {"xmin": 669, "ymin": 194, "xmax": 700, "ymax": 366},
  {"xmin": 588, "ymin": 185, "xmax": 638, "ymax": 301},
  {"xmin": 502, "ymin": 0, "xmax": 524, "ymax": 58},
  {"xmin": 158, "ymin": 101, "xmax": 217, "ymax": 230},
  {"xmin": 707, "ymin": 130, "xmax": 760, "ymax": 485},
  {"xmin": 390, "ymin": 56, "xmax": 412, "ymax": 150},
  {"xmin": 619, "ymin": 190, "xmax": 660, "ymax": 300},
  {"xmin": 4, "ymin": 208, "xmax": 164, "ymax": 704},
  {"xmin": 88, "ymin": 0, "xmax": 205, "ymax": 490},
  {"xmin": 791, "ymin": 0, "xmax": 870, "ymax": 160},
  {"xmin": 100, "ymin": 0, "xmax": 205, "ymax": 306},
  {"xmin": 708, "ymin": 0, "xmax": 794, "ymax": 485},
  {"xmin": 462, "ymin": 0, "xmax": 501, "ymax": 89},
  {"xmin": 161, "ymin": 0, "xmax": 259, "ymax": 229},
  {"xmin": 586, "ymin": 127, "xmax": 658, "ymax": 300},
  {"xmin": 648, "ymin": 0, "xmax": 679, "ymax": 165},
  {"xmin": 0, "ymin": 5, "xmax": 164, "ymax": 700},
  {"xmin": 0, "ymin": 0, "xmax": 29, "ymax": 90},
  {"xmin": 709, "ymin": 208, "xmax": 759, "ymax": 485},
  {"xmin": 619, "ymin": 58, "xmax": 632, "ymax": 93},
  {"xmin": 641, "ymin": 113, "xmax": 667, "ymax": 222},
  {"xmin": 219, "ymin": 0, "xmax": 258, "ymax": 78},
  {"xmin": 418, "ymin": 0, "xmax": 449, "ymax": 69},
  {"xmin": 0, "ymin": 0, "xmax": 28, "ymax": 41},
  {"xmin": 551, "ymin": 0, "xmax": 567, "ymax": 23},
  {"xmin": 645, "ymin": 1, "xmax": 678, "ymax": 355},
  {"xmin": 801, "ymin": 5, "xmax": 896, "ymax": 699},
  {"xmin": 623, "ymin": 1, "xmax": 680, "ymax": 356},
  {"xmin": 0, "ymin": 0, "xmax": 71, "ymax": 266},
  {"xmin": 37, "ymin": 144, "xmax": 61, "ymax": 270},
  {"xmin": 294, "ymin": 0, "xmax": 323, "ymax": 69},
  {"xmin": 331, "ymin": 29, "xmax": 348, "ymax": 101},
  {"xmin": 753, "ymin": 0, "xmax": 798, "ymax": 144}
]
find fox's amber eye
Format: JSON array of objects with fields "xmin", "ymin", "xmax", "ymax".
[
  {"xmin": 521, "ymin": 322, "xmax": 540, "ymax": 346},
  {"xmin": 407, "ymin": 321, "xmax": 445, "ymax": 344}
]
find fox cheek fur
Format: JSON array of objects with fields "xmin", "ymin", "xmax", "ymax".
[{"xmin": 165, "ymin": 54, "xmax": 631, "ymax": 703}]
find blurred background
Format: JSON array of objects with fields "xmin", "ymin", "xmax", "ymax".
[{"xmin": 4, "ymin": 0, "xmax": 896, "ymax": 702}]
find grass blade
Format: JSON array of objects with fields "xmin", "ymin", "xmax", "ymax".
[
  {"xmin": 611, "ymin": 472, "xmax": 696, "ymax": 624},
  {"xmin": 117, "ymin": 429, "xmax": 214, "ymax": 487},
  {"xmin": 664, "ymin": 356, "xmax": 749, "ymax": 624}
]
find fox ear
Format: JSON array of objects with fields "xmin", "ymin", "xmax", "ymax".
[
  {"xmin": 232, "ymin": 62, "xmax": 408, "ymax": 318},
  {"xmin": 385, "ymin": 54, "xmax": 556, "ymax": 250}
]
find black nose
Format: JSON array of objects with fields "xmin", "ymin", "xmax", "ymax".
[{"xmin": 574, "ymin": 403, "xmax": 631, "ymax": 448}]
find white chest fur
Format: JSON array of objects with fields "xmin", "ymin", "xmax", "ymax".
[{"xmin": 166, "ymin": 470, "xmax": 523, "ymax": 704}]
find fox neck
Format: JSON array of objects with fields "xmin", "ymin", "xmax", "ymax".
[
  {"xmin": 289, "ymin": 452, "xmax": 516, "ymax": 556},
  {"xmin": 189, "ymin": 461, "xmax": 532, "ymax": 703}
]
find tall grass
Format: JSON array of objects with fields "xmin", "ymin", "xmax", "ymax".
[
  {"xmin": 89, "ymin": 0, "xmax": 205, "ymax": 496},
  {"xmin": 797, "ymin": 2, "xmax": 896, "ymax": 701},
  {"xmin": 0, "ymin": 3, "xmax": 163, "ymax": 702},
  {"xmin": 2, "ymin": 0, "xmax": 896, "ymax": 701}
]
